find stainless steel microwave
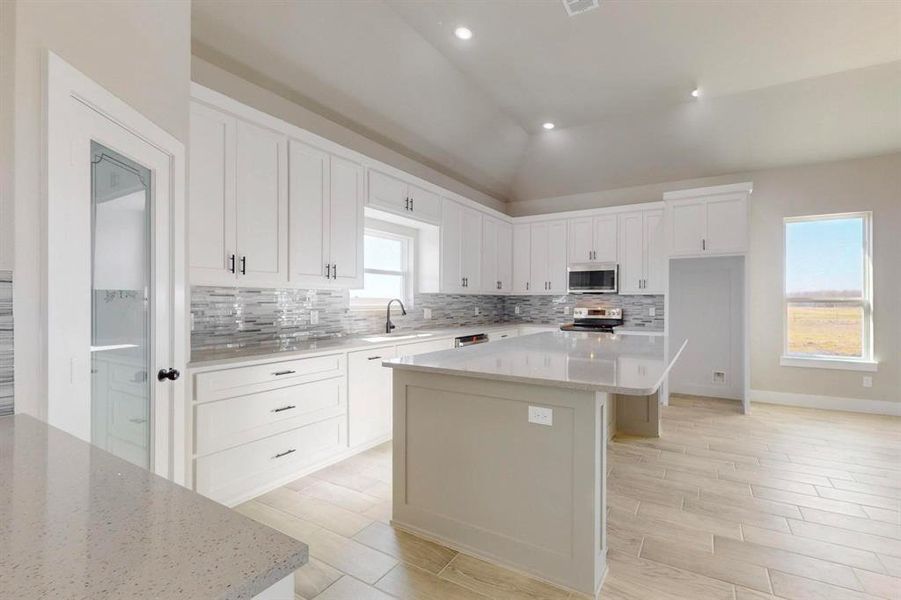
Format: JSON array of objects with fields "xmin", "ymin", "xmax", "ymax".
[{"xmin": 567, "ymin": 263, "xmax": 618, "ymax": 294}]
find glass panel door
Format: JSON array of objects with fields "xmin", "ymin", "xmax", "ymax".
[{"xmin": 90, "ymin": 142, "xmax": 152, "ymax": 469}]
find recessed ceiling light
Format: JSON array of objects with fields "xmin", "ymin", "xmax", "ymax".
[
  {"xmin": 542, "ymin": 122, "xmax": 555, "ymax": 130},
  {"xmin": 454, "ymin": 27, "xmax": 473, "ymax": 40},
  {"xmin": 691, "ymin": 88, "xmax": 701, "ymax": 98}
]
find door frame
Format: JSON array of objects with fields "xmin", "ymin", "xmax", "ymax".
[{"xmin": 45, "ymin": 52, "xmax": 187, "ymax": 482}]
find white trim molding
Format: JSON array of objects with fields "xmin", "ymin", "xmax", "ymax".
[
  {"xmin": 780, "ymin": 355, "xmax": 878, "ymax": 372},
  {"xmin": 662, "ymin": 181, "xmax": 753, "ymax": 201},
  {"xmin": 750, "ymin": 389, "xmax": 900, "ymax": 416}
]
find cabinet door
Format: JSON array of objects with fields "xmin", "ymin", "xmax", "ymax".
[
  {"xmin": 440, "ymin": 200, "xmax": 464, "ymax": 292},
  {"xmin": 348, "ymin": 346, "xmax": 397, "ymax": 448},
  {"xmin": 512, "ymin": 223, "xmax": 531, "ymax": 293},
  {"xmin": 368, "ymin": 169, "xmax": 407, "ymax": 215},
  {"xmin": 593, "ymin": 215, "xmax": 618, "ymax": 263},
  {"xmin": 235, "ymin": 119, "xmax": 288, "ymax": 285},
  {"xmin": 547, "ymin": 220, "xmax": 568, "ymax": 293},
  {"xmin": 530, "ymin": 222, "xmax": 549, "ymax": 294},
  {"xmin": 328, "ymin": 155, "xmax": 364, "ymax": 287},
  {"xmin": 705, "ymin": 193, "xmax": 748, "ymax": 254},
  {"xmin": 669, "ymin": 199, "xmax": 707, "ymax": 256},
  {"xmin": 288, "ymin": 139, "xmax": 329, "ymax": 286},
  {"xmin": 461, "ymin": 206, "xmax": 483, "ymax": 292},
  {"xmin": 643, "ymin": 209, "xmax": 665, "ymax": 294},
  {"xmin": 407, "ymin": 184, "xmax": 443, "ymax": 224},
  {"xmin": 618, "ymin": 211, "xmax": 644, "ymax": 294},
  {"xmin": 189, "ymin": 102, "xmax": 236, "ymax": 285},
  {"xmin": 568, "ymin": 218, "xmax": 594, "ymax": 263},
  {"xmin": 481, "ymin": 216, "xmax": 499, "ymax": 293},
  {"xmin": 497, "ymin": 221, "xmax": 513, "ymax": 293}
]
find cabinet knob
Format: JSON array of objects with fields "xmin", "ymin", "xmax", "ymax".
[{"xmin": 157, "ymin": 368, "xmax": 180, "ymax": 382}]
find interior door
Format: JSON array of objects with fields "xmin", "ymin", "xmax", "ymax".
[
  {"xmin": 481, "ymin": 216, "xmax": 499, "ymax": 292},
  {"xmin": 568, "ymin": 218, "xmax": 594, "ymax": 263},
  {"xmin": 235, "ymin": 119, "xmax": 288, "ymax": 285},
  {"xmin": 530, "ymin": 222, "xmax": 549, "ymax": 294},
  {"xmin": 497, "ymin": 221, "xmax": 513, "ymax": 293},
  {"xmin": 288, "ymin": 139, "xmax": 329, "ymax": 286},
  {"xmin": 328, "ymin": 155, "xmax": 364, "ymax": 286},
  {"xmin": 618, "ymin": 211, "xmax": 644, "ymax": 294},
  {"xmin": 593, "ymin": 215, "xmax": 618, "ymax": 263},
  {"xmin": 188, "ymin": 102, "xmax": 236, "ymax": 285},
  {"xmin": 547, "ymin": 220, "xmax": 568, "ymax": 293},
  {"xmin": 54, "ymin": 100, "xmax": 174, "ymax": 475}
]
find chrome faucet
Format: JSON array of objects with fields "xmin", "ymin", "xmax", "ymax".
[{"xmin": 385, "ymin": 298, "xmax": 407, "ymax": 333}]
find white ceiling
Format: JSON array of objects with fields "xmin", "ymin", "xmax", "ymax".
[{"xmin": 192, "ymin": 0, "xmax": 901, "ymax": 204}]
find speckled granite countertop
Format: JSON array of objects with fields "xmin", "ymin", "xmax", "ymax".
[{"xmin": 0, "ymin": 414, "xmax": 308, "ymax": 599}]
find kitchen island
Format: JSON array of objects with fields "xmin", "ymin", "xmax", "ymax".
[
  {"xmin": 0, "ymin": 414, "xmax": 308, "ymax": 599},
  {"xmin": 384, "ymin": 330, "xmax": 686, "ymax": 598}
]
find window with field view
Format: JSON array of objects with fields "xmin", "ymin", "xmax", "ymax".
[{"xmin": 783, "ymin": 213, "xmax": 872, "ymax": 362}]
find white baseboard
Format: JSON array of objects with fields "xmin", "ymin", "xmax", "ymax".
[
  {"xmin": 672, "ymin": 383, "xmax": 743, "ymax": 401},
  {"xmin": 750, "ymin": 389, "xmax": 901, "ymax": 417}
]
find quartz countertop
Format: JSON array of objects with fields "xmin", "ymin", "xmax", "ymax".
[
  {"xmin": 189, "ymin": 323, "xmax": 561, "ymax": 370},
  {"xmin": 0, "ymin": 414, "xmax": 308, "ymax": 599},
  {"xmin": 384, "ymin": 330, "xmax": 687, "ymax": 395}
]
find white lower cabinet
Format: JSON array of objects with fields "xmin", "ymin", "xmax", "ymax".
[{"xmin": 347, "ymin": 345, "xmax": 397, "ymax": 449}]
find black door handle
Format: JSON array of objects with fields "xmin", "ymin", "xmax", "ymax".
[{"xmin": 157, "ymin": 368, "xmax": 180, "ymax": 382}]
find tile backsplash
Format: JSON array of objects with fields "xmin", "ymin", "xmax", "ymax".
[
  {"xmin": 190, "ymin": 286, "xmax": 664, "ymax": 357},
  {"xmin": 0, "ymin": 271, "xmax": 12, "ymax": 416}
]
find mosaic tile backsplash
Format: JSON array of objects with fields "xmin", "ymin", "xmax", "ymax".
[
  {"xmin": 0, "ymin": 271, "xmax": 12, "ymax": 416},
  {"xmin": 191, "ymin": 285, "xmax": 664, "ymax": 357}
]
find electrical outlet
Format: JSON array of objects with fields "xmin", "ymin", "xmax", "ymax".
[
  {"xmin": 190, "ymin": 312, "xmax": 195, "ymax": 331},
  {"xmin": 649, "ymin": 307, "xmax": 656, "ymax": 317},
  {"xmin": 474, "ymin": 306, "xmax": 480, "ymax": 316},
  {"xmin": 514, "ymin": 305, "xmax": 521, "ymax": 315},
  {"xmin": 564, "ymin": 306, "xmax": 571, "ymax": 315},
  {"xmin": 310, "ymin": 310, "xmax": 319, "ymax": 325},
  {"xmin": 528, "ymin": 405, "xmax": 553, "ymax": 426},
  {"xmin": 423, "ymin": 308, "xmax": 432, "ymax": 320},
  {"xmin": 713, "ymin": 370, "xmax": 726, "ymax": 384},
  {"xmin": 862, "ymin": 376, "xmax": 873, "ymax": 388}
]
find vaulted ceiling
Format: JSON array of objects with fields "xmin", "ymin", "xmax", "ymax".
[{"xmin": 191, "ymin": 0, "xmax": 901, "ymax": 204}]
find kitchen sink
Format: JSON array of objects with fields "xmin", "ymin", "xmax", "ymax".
[{"xmin": 362, "ymin": 333, "xmax": 434, "ymax": 343}]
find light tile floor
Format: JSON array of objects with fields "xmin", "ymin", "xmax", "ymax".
[{"xmin": 236, "ymin": 395, "xmax": 901, "ymax": 599}]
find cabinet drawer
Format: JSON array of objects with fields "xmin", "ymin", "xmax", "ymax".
[
  {"xmin": 195, "ymin": 375, "xmax": 345, "ymax": 456},
  {"xmin": 195, "ymin": 353, "xmax": 345, "ymax": 402},
  {"xmin": 195, "ymin": 415, "xmax": 346, "ymax": 505}
]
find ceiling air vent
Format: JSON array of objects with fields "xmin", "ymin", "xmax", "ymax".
[{"xmin": 562, "ymin": 0, "xmax": 599, "ymax": 17}]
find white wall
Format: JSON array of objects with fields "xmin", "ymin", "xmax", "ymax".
[
  {"xmin": 668, "ymin": 256, "xmax": 745, "ymax": 400},
  {"xmin": 11, "ymin": 0, "xmax": 190, "ymax": 418}
]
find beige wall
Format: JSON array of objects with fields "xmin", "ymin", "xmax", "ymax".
[
  {"xmin": 514, "ymin": 153, "xmax": 901, "ymax": 406},
  {"xmin": 12, "ymin": 0, "xmax": 191, "ymax": 416},
  {"xmin": 191, "ymin": 56, "xmax": 507, "ymax": 215}
]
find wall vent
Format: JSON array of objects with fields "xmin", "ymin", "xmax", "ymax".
[
  {"xmin": 712, "ymin": 371, "xmax": 726, "ymax": 384},
  {"xmin": 562, "ymin": 0, "xmax": 599, "ymax": 16}
]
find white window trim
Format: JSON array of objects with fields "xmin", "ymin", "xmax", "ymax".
[
  {"xmin": 781, "ymin": 211, "xmax": 876, "ymax": 372},
  {"xmin": 350, "ymin": 225, "xmax": 415, "ymax": 311}
]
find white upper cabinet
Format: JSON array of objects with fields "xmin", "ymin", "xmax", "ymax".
[
  {"xmin": 527, "ymin": 220, "xmax": 567, "ymax": 295},
  {"xmin": 441, "ymin": 200, "xmax": 482, "ymax": 293},
  {"xmin": 512, "ymin": 223, "xmax": 531, "ymax": 294},
  {"xmin": 367, "ymin": 169, "xmax": 441, "ymax": 224},
  {"xmin": 288, "ymin": 140, "xmax": 363, "ymax": 289},
  {"xmin": 461, "ymin": 205, "xmax": 483, "ymax": 292},
  {"xmin": 665, "ymin": 187, "xmax": 750, "ymax": 257},
  {"xmin": 568, "ymin": 215, "xmax": 617, "ymax": 264},
  {"xmin": 547, "ymin": 221, "xmax": 568, "ymax": 293},
  {"xmin": 189, "ymin": 101, "xmax": 288, "ymax": 287},
  {"xmin": 189, "ymin": 102, "xmax": 237, "ymax": 286},
  {"xmin": 481, "ymin": 217, "xmax": 513, "ymax": 293},
  {"xmin": 618, "ymin": 209, "xmax": 663, "ymax": 295}
]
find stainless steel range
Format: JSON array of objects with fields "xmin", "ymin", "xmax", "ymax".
[{"xmin": 560, "ymin": 307, "xmax": 623, "ymax": 333}]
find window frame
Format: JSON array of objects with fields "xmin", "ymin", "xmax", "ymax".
[
  {"xmin": 349, "ymin": 226, "xmax": 415, "ymax": 310},
  {"xmin": 780, "ymin": 211, "xmax": 876, "ymax": 372}
]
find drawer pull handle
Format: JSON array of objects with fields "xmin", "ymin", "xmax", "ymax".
[
  {"xmin": 367, "ymin": 356, "xmax": 382, "ymax": 361},
  {"xmin": 274, "ymin": 449, "xmax": 296, "ymax": 459},
  {"xmin": 272, "ymin": 370, "xmax": 296, "ymax": 376},
  {"xmin": 272, "ymin": 405, "xmax": 296, "ymax": 413}
]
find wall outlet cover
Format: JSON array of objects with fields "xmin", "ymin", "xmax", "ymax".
[
  {"xmin": 310, "ymin": 310, "xmax": 319, "ymax": 325},
  {"xmin": 649, "ymin": 307, "xmax": 656, "ymax": 317},
  {"xmin": 474, "ymin": 307, "xmax": 480, "ymax": 316},
  {"xmin": 423, "ymin": 308, "xmax": 432, "ymax": 320},
  {"xmin": 514, "ymin": 305, "xmax": 521, "ymax": 315},
  {"xmin": 564, "ymin": 306, "xmax": 571, "ymax": 315},
  {"xmin": 528, "ymin": 405, "xmax": 553, "ymax": 426},
  {"xmin": 862, "ymin": 376, "xmax": 873, "ymax": 388}
]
